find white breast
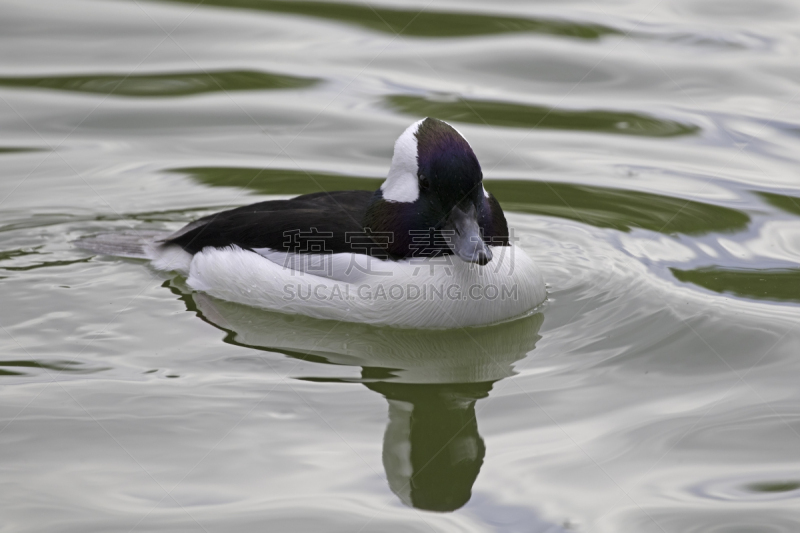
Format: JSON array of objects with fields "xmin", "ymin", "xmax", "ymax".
[{"xmin": 165, "ymin": 244, "xmax": 545, "ymax": 329}]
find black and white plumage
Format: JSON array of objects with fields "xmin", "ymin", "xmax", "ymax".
[
  {"xmin": 164, "ymin": 118, "xmax": 509, "ymax": 263},
  {"xmin": 80, "ymin": 118, "xmax": 545, "ymax": 328},
  {"xmin": 163, "ymin": 190, "xmax": 386, "ymax": 257}
]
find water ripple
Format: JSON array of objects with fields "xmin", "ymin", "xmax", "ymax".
[
  {"xmin": 160, "ymin": 0, "xmax": 619, "ymax": 40},
  {"xmin": 0, "ymin": 70, "xmax": 319, "ymax": 98},
  {"xmin": 671, "ymin": 267, "xmax": 800, "ymax": 304},
  {"xmin": 385, "ymin": 94, "xmax": 700, "ymax": 137},
  {"xmin": 692, "ymin": 473, "xmax": 800, "ymax": 502}
]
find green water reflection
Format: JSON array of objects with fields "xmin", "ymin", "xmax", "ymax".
[
  {"xmin": 757, "ymin": 191, "xmax": 800, "ymax": 217},
  {"xmin": 173, "ymin": 166, "xmax": 381, "ymax": 196},
  {"xmin": 746, "ymin": 481, "xmax": 800, "ymax": 493},
  {"xmin": 0, "ymin": 248, "xmax": 40, "ymax": 262},
  {"xmin": 162, "ymin": 0, "xmax": 618, "ymax": 39},
  {"xmin": 672, "ymin": 267, "xmax": 800, "ymax": 303},
  {"xmin": 386, "ymin": 95, "xmax": 699, "ymax": 137},
  {"xmin": 485, "ymin": 181, "xmax": 747, "ymax": 234},
  {"xmin": 173, "ymin": 288, "xmax": 543, "ymax": 512},
  {"xmin": 1, "ymin": 257, "xmax": 92, "ymax": 272},
  {"xmin": 175, "ymin": 166, "xmax": 749, "ymax": 235},
  {"xmin": 0, "ymin": 147, "xmax": 41, "ymax": 154},
  {"xmin": 0, "ymin": 70, "xmax": 318, "ymax": 97},
  {"xmin": 0, "ymin": 360, "xmax": 104, "ymax": 376}
]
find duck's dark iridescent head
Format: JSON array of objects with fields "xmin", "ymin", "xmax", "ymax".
[{"xmin": 367, "ymin": 117, "xmax": 497, "ymax": 264}]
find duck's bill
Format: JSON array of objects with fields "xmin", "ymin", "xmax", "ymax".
[{"xmin": 444, "ymin": 204, "xmax": 493, "ymax": 265}]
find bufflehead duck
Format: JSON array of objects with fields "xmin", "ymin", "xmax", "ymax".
[{"xmin": 81, "ymin": 118, "xmax": 545, "ymax": 328}]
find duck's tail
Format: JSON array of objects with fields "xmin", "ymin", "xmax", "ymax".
[
  {"xmin": 74, "ymin": 230, "xmax": 171, "ymax": 260},
  {"xmin": 75, "ymin": 230, "xmax": 194, "ymax": 273}
]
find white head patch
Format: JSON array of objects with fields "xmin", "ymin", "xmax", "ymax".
[{"xmin": 381, "ymin": 119, "xmax": 425, "ymax": 203}]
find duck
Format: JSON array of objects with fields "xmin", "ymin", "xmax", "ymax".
[{"xmin": 80, "ymin": 118, "xmax": 546, "ymax": 328}]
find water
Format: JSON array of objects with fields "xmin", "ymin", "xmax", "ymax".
[{"xmin": 2, "ymin": 0, "xmax": 800, "ymax": 530}]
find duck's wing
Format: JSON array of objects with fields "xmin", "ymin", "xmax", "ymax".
[{"xmin": 163, "ymin": 190, "xmax": 382, "ymax": 255}]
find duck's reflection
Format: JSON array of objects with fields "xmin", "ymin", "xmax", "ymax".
[
  {"xmin": 184, "ymin": 289, "xmax": 543, "ymax": 512},
  {"xmin": 366, "ymin": 378, "xmax": 491, "ymax": 511}
]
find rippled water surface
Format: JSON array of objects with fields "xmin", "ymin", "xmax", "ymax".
[{"xmin": 2, "ymin": 0, "xmax": 800, "ymax": 531}]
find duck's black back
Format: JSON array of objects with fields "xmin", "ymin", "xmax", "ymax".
[{"xmin": 164, "ymin": 190, "xmax": 387, "ymax": 257}]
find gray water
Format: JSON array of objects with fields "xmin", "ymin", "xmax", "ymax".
[{"xmin": 2, "ymin": 0, "xmax": 800, "ymax": 531}]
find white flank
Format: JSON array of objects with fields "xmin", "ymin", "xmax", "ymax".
[
  {"xmin": 381, "ymin": 119, "xmax": 424, "ymax": 203},
  {"xmin": 184, "ymin": 244, "xmax": 545, "ymax": 329}
]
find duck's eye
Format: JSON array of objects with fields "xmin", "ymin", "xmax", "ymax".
[{"xmin": 418, "ymin": 174, "xmax": 430, "ymax": 191}]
